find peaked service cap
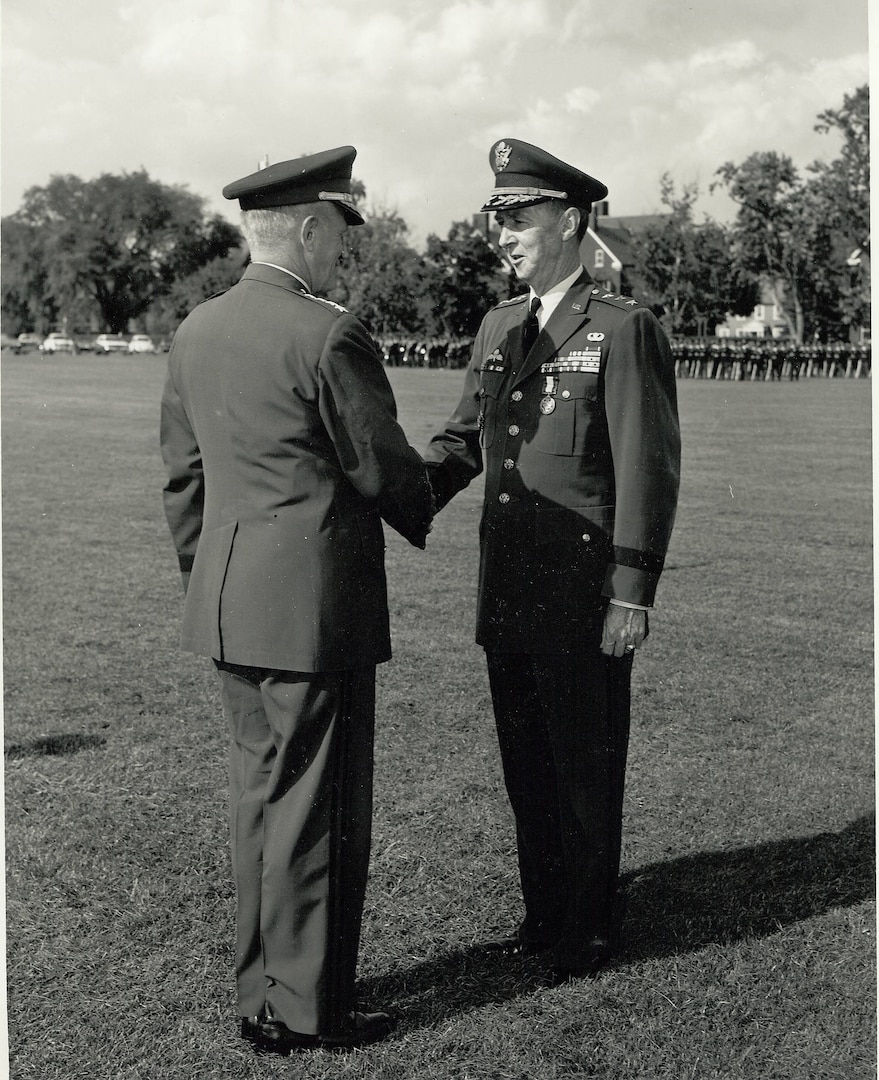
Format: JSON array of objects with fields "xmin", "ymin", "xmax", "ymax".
[
  {"xmin": 480, "ymin": 138, "xmax": 608, "ymax": 213},
  {"xmin": 222, "ymin": 145, "xmax": 364, "ymax": 225}
]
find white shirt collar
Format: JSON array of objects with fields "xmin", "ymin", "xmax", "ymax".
[
  {"xmin": 530, "ymin": 266, "xmax": 583, "ymax": 327},
  {"xmin": 251, "ymin": 261, "xmax": 311, "ymax": 292}
]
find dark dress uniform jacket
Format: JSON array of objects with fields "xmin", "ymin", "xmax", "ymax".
[
  {"xmin": 161, "ymin": 263, "xmax": 432, "ymax": 672},
  {"xmin": 425, "ymin": 272, "xmax": 680, "ymax": 651}
]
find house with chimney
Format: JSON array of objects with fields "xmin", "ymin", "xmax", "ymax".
[
  {"xmin": 579, "ymin": 203, "xmax": 667, "ymax": 297},
  {"xmin": 582, "ymin": 205, "xmax": 800, "ymax": 338}
]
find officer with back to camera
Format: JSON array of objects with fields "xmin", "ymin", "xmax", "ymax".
[
  {"xmin": 424, "ymin": 138, "xmax": 680, "ymax": 981},
  {"xmin": 161, "ymin": 146, "xmax": 434, "ymax": 1055}
]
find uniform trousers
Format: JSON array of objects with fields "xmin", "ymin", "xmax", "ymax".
[
  {"xmin": 215, "ymin": 662, "xmax": 376, "ymax": 1036},
  {"xmin": 485, "ymin": 649, "xmax": 632, "ymax": 957}
]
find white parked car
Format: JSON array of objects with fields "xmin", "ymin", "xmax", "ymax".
[
  {"xmin": 94, "ymin": 334, "xmax": 130, "ymax": 354},
  {"xmin": 128, "ymin": 334, "xmax": 156, "ymax": 354},
  {"xmin": 41, "ymin": 332, "xmax": 75, "ymax": 354}
]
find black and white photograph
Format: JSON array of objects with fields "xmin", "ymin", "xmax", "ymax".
[{"xmin": 2, "ymin": 1, "xmax": 872, "ymax": 1076}]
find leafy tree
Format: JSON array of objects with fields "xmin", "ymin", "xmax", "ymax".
[
  {"xmin": 714, "ymin": 87, "xmax": 870, "ymax": 342},
  {"xmin": 629, "ymin": 175, "xmax": 757, "ymax": 335},
  {"xmin": 1, "ymin": 217, "xmax": 58, "ymax": 334},
  {"xmin": 421, "ymin": 219, "xmax": 510, "ymax": 338},
  {"xmin": 330, "ymin": 207, "xmax": 424, "ymax": 338},
  {"xmin": 2, "ymin": 171, "xmax": 241, "ymax": 333},
  {"xmin": 713, "ymin": 151, "xmax": 820, "ymax": 341},
  {"xmin": 808, "ymin": 85, "xmax": 870, "ymax": 338},
  {"xmin": 810, "ymin": 85, "xmax": 870, "ymax": 249}
]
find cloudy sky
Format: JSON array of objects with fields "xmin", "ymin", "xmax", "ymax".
[{"xmin": 1, "ymin": 0, "xmax": 869, "ymax": 247}]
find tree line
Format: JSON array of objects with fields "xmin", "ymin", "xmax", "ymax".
[
  {"xmin": 636, "ymin": 85, "xmax": 869, "ymax": 343},
  {"xmin": 1, "ymin": 86, "xmax": 868, "ymax": 346}
]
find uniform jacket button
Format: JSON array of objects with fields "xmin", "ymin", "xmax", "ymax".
[
  {"xmin": 498, "ymin": 492, "xmax": 511, "ymax": 504},
  {"xmin": 582, "ymin": 533, "xmax": 591, "ymax": 542},
  {"xmin": 511, "ymin": 390, "xmax": 523, "ymax": 402},
  {"xmin": 562, "ymin": 389, "xmax": 571, "ymax": 399},
  {"xmin": 508, "ymin": 424, "xmax": 520, "ymax": 436},
  {"xmin": 503, "ymin": 458, "xmax": 515, "ymax": 470}
]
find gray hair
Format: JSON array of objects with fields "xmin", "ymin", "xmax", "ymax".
[
  {"xmin": 537, "ymin": 200, "xmax": 592, "ymax": 242},
  {"xmin": 239, "ymin": 204, "xmax": 311, "ymax": 252}
]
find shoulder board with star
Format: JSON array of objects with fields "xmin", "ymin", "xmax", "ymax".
[
  {"xmin": 494, "ymin": 293, "xmax": 529, "ymax": 310},
  {"xmin": 301, "ymin": 292, "xmax": 350, "ymax": 315},
  {"xmin": 589, "ymin": 288, "xmax": 640, "ymax": 309}
]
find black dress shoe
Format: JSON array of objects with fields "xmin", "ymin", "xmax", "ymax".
[
  {"xmin": 548, "ymin": 937, "xmax": 613, "ymax": 982},
  {"xmin": 483, "ymin": 935, "xmax": 555, "ymax": 957},
  {"xmin": 320, "ymin": 1010, "xmax": 396, "ymax": 1050},
  {"xmin": 242, "ymin": 1009, "xmax": 395, "ymax": 1055},
  {"xmin": 241, "ymin": 1014, "xmax": 319, "ymax": 1054}
]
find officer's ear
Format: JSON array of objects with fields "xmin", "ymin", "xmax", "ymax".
[
  {"xmin": 559, "ymin": 206, "xmax": 580, "ymax": 242},
  {"xmin": 300, "ymin": 214, "xmax": 319, "ymax": 252}
]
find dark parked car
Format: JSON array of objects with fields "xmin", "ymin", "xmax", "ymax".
[
  {"xmin": 73, "ymin": 334, "xmax": 97, "ymax": 353},
  {"xmin": 14, "ymin": 333, "xmax": 43, "ymax": 353}
]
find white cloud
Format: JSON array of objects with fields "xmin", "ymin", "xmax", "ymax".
[
  {"xmin": 125, "ymin": 0, "xmax": 551, "ymax": 90},
  {"xmin": 1, "ymin": 0, "xmax": 868, "ymax": 243},
  {"xmin": 565, "ymin": 86, "xmax": 601, "ymax": 113},
  {"xmin": 687, "ymin": 39, "xmax": 765, "ymax": 72}
]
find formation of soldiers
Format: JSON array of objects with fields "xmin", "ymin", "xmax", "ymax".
[
  {"xmin": 378, "ymin": 338, "xmax": 473, "ymax": 369},
  {"xmin": 376, "ymin": 335, "xmax": 872, "ymax": 379},
  {"xmin": 670, "ymin": 338, "xmax": 871, "ymax": 380}
]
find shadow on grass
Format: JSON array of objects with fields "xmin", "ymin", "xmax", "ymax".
[
  {"xmin": 4, "ymin": 732, "xmax": 106, "ymax": 759},
  {"xmin": 361, "ymin": 813, "xmax": 874, "ymax": 1028},
  {"xmin": 621, "ymin": 812, "xmax": 875, "ymax": 960}
]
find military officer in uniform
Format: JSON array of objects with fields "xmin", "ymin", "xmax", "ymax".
[
  {"xmin": 424, "ymin": 139, "xmax": 680, "ymax": 980},
  {"xmin": 161, "ymin": 146, "xmax": 434, "ymax": 1054}
]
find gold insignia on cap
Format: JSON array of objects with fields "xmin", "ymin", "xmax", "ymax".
[
  {"xmin": 319, "ymin": 191, "xmax": 356, "ymax": 209},
  {"xmin": 495, "ymin": 141, "xmax": 513, "ymax": 171}
]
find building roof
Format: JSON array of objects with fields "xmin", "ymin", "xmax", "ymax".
[{"xmin": 584, "ymin": 213, "xmax": 669, "ymax": 270}]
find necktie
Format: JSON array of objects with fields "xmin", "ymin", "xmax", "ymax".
[{"xmin": 522, "ymin": 296, "xmax": 542, "ymax": 356}]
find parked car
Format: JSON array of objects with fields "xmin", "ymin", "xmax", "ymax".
[
  {"xmin": 41, "ymin": 332, "xmax": 75, "ymax": 354},
  {"xmin": 73, "ymin": 333, "xmax": 97, "ymax": 353},
  {"xmin": 128, "ymin": 334, "xmax": 156, "ymax": 354},
  {"xmin": 14, "ymin": 333, "xmax": 43, "ymax": 353},
  {"xmin": 94, "ymin": 334, "xmax": 130, "ymax": 354}
]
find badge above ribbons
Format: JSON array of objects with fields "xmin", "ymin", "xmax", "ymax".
[{"xmin": 481, "ymin": 348, "xmax": 507, "ymax": 373}]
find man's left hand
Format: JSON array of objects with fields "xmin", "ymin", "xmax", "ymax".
[{"xmin": 600, "ymin": 604, "xmax": 647, "ymax": 658}]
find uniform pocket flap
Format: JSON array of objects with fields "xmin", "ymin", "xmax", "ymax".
[{"xmin": 479, "ymin": 371, "xmax": 506, "ymax": 398}]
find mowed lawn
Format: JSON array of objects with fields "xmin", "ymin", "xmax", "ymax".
[{"xmin": 2, "ymin": 351, "xmax": 874, "ymax": 1080}]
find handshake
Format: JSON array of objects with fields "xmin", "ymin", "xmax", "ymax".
[{"xmin": 409, "ymin": 466, "xmax": 439, "ymax": 550}]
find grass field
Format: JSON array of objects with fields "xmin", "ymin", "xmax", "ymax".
[{"xmin": 2, "ymin": 351, "xmax": 875, "ymax": 1079}]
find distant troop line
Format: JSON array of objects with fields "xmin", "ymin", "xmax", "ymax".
[
  {"xmin": 11, "ymin": 330, "xmax": 872, "ymax": 381},
  {"xmin": 375, "ymin": 335, "xmax": 872, "ymax": 379},
  {"xmin": 670, "ymin": 338, "xmax": 871, "ymax": 380}
]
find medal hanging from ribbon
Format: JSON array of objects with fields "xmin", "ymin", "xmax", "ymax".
[{"xmin": 540, "ymin": 373, "xmax": 557, "ymax": 414}]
